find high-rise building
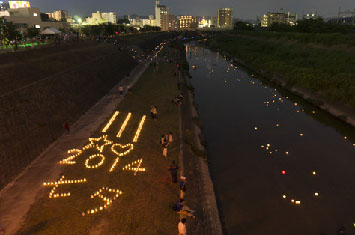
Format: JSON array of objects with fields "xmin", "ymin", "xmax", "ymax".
[
  {"xmin": 178, "ymin": 16, "xmax": 197, "ymax": 30},
  {"xmin": 261, "ymin": 11, "xmax": 297, "ymax": 27},
  {"xmin": 217, "ymin": 8, "xmax": 233, "ymax": 28},
  {"xmin": 102, "ymin": 12, "xmax": 117, "ymax": 24},
  {"xmin": 155, "ymin": 0, "xmax": 169, "ymax": 31}
]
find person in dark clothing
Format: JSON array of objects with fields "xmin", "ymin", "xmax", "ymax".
[
  {"xmin": 63, "ymin": 120, "xmax": 70, "ymax": 135},
  {"xmin": 168, "ymin": 160, "xmax": 179, "ymax": 183}
]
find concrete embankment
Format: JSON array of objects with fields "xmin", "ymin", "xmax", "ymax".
[{"xmin": 180, "ymin": 65, "xmax": 224, "ymax": 234}]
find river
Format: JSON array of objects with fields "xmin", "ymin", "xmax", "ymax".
[{"xmin": 186, "ymin": 43, "xmax": 355, "ymax": 235}]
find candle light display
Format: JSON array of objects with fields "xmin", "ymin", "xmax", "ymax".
[
  {"xmin": 82, "ymin": 187, "xmax": 123, "ymax": 216},
  {"xmin": 59, "ymin": 149, "xmax": 83, "ymax": 165},
  {"xmin": 102, "ymin": 111, "xmax": 120, "ymax": 133},
  {"xmin": 117, "ymin": 113, "xmax": 132, "ymax": 138},
  {"xmin": 109, "ymin": 144, "xmax": 134, "ymax": 172},
  {"xmin": 122, "ymin": 159, "xmax": 146, "ymax": 175},
  {"xmin": 133, "ymin": 115, "xmax": 146, "ymax": 143},
  {"xmin": 43, "ymin": 175, "xmax": 87, "ymax": 198},
  {"xmin": 85, "ymin": 154, "xmax": 105, "ymax": 169},
  {"xmin": 88, "ymin": 135, "xmax": 113, "ymax": 153}
]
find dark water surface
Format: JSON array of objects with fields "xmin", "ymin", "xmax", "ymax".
[{"xmin": 186, "ymin": 43, "xmax": 355, "ymax": 235}]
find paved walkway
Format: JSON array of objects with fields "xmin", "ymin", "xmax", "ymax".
[{"xmin": 0, "ymin": 58, "xmax": 151, "ymax": 235}]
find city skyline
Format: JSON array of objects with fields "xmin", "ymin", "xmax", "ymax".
[{"xmin": 27, "ymin": 0, "xmax": 355, "ymax": 19}]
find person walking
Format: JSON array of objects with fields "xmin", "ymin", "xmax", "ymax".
[
  {"xmin": 168, "ymin": 160, "xmax": 179, "ymax": 183},
  {"xmin": 178, "ymin": 218, "xmax": 187, "ymax": 235},
  {"xmin": 179, "ymin": 176, "xmax": 187, "ymax": 199}
]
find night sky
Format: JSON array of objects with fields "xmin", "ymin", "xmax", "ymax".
[{"xmin": 29, "ymin": 0, "xmax": 354, "ymax": 19}]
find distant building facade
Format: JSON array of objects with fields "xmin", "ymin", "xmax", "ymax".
[
  {"xmin": 4, "ymin": 7, "xmax": 70, "ymax": 30},
  {"xmin": 178, "ymin": 16, "xmax": 197, "ymax": 30},
  {"xmin": 217, "ymin": 8, "xmax": 233, "ymax": 28},
  {"xmin": 261, "ymin": 11, "xmax": 297, "ymax": 27},
  {"xmin": 84, "ymin": 11, "xmax": 117, "ymax": 25},
  {"xmin": 46, "ymin": 10, "xmax": 68, "ymax": 21},
  {"xmin": 102, "ymin": 12, "xmax": 117, "ymax": 24}
]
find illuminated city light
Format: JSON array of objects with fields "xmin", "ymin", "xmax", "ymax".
[
  {"xmin": 282, "ymin": 170, "xmax": 286, "ymax": 175},
  {"xmin": 285, "ymin": 152, "xmax": 289, "ymax": 155},
  {"xmin": 300, "ymin": 133, "xmax": 304, "ymax": 136},
  {"xmin": 102, "ymin": 111, "xmax": 119, "ymax": 133},
  {"xmin": 254, "ymin": 126, "xmax": 258, "ymax": 130},
  {"xmin": 133, "ymin": 115, "xmax": 146, "ymax": 143},
  {"xmin": 122, "ymin": 159, "xmax": 146, "ymax": 175},
  {"xmin": 282, "ymin": 195, "xmax": 287, "ymax": 199},
  {"xmin": 312, "ymin": 171, "xmax": 317, "ymax": 175},
  {"xmin": 314, "ymin": 192, "xmax": 319, "ymax": 196},
  {"xmin": 82, "ymin": 187, "xmax": 123, "ymax": 216},
  {"xmin": 117, "ymin": 112, "xmax": 132, "ymax": 137},
  {"xmin": 85, "ymin": 154, "xmax": 105, "ymax": 169},
  {"xmin": 295, "ymin": 201, "xmax": 301, "ymax": 205}
]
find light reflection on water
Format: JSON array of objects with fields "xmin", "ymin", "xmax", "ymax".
[{"xmin": 186, "ymin": 43, "xmax": 355, "ymax": 235}]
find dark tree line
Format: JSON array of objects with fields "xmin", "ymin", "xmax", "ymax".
[{"xmin": 234, "ymin": 18, "xmax": 355, "ymax": 34}]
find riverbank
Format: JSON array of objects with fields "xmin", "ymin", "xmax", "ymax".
[
  {"xmin": 2, "ymin": 44, "xmax": 186, "ymax": 234},
  {"xmin": 206, "ymin": 32, "xmax": 355, "ymax": 128}
]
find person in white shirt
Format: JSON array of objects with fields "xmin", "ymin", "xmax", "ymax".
[{"xmin": 178, "ymin": 218, "xmax": 186, "ymax": 235}]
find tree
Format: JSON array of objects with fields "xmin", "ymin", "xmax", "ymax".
[
  {"xmin": 27, "ymin": 28, "xmax": 40, "ymax": 38},
  {"xmin": 234, "ymin": 21, "xmax": 254, "ymax": 31}
]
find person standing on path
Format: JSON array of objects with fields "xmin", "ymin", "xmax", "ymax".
[
  {"xmin": 163, "ymin": 143, "xmax": 168, "ymax": 158},
  {"xmin": 160, "ymin": 135, "xmax": 166, "ymax": 146},
  {"xmin": 178, "ymin": 218, "xmax": 187, "ymax": 235},
  {"xmin": 153, "ymin": 105, "xmax": 158, "ymax": 119},
  {"xmin": 169, "ymin": 132, "xmax": 173, "ymax": 143},
  {"xmin": 168, "ymin": 160, "xmax": 179, "ymax": 183},
  {"xmin": 119, "ymin": 85, "xmax": 124, "ymax": 96},
  {"xmin": 63, "ymin": 120, "xmax": 70, "ymax": 135},
  {"xmin": 150, "ymin": 105, "xmax": 155, "ymax": 119},
  {"xmin": 179, "ymin": 176, "xmax": 187, "ymax": 199}
]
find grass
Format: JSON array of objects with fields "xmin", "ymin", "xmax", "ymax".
[
  {"xmin": 208, "ymin": 32, "xmax": 355, "ymax": 108},
  {"xmin": 17, "ymin": 56, "xmax": 182, "ymax": 234}
]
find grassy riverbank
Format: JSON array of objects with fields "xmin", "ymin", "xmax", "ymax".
[
  {"xmin": 17, "ymin": 56, "xmax": 182, "ymax": 234},
  {"xmin": 207, "ymin": 31, "xmax": 355, "ymax": 109}
]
